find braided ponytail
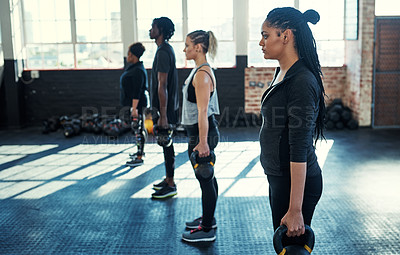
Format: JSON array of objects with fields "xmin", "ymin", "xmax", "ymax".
[
  {"xmin": 187, "ymin": 30, "xmax": 218, "ymax": 60},
  {"xmin": 207, "ymin": 31, "xmax": 218, "ymax": 60}
]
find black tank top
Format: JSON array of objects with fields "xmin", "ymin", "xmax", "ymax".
[{"xmin": 187, "ymin": 64, "xmax": 215, "ymax": 103}]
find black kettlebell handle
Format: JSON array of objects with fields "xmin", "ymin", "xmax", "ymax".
[
  {"xmin": 190, "ymin": 150, "xmax": 216, "ymax": 166},
  {"xmin": 273, "ymin": 224, "xmax": 315, "ymax": 254}
]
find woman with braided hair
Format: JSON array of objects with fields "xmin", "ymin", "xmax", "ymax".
[
  {"xmin": 181, "ymin": 30, "xmax": 220, "ymax": 242},
  {"xmin": 258, "ymin": 7, "xmax": 325, "ymax": 246}
]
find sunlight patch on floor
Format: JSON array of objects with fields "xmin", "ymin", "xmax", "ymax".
[
  {"xmin": 0, "ymin": 140, "xmax": 334, "ymax": 200},
  {"xmin": 14, "ymin": 181, "xmax": 77, "ymax": 199}
]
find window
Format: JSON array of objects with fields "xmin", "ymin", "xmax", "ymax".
[
  {"xmin": 299, "ymin": 0, "xmax": 345, "ymax": 67},
  {"xmin": 248, "ymin": 0, "xmax": 345, "ymax": 67},
  {"xmin": 24, "ymin": 0, "xmax": 72, "ymax": 69},
  {"xmin": 248, "ymin": 0, "xmax": 293, "ymax": 67},
  {"xmin": 136, "ymin": 0, "xmax": 184, "ymax": 68},
  {"xmin": 187, "ymin": 0, "xmax": 235, "ymax": 67},
  {"xmin": 22, "ymin": 0, "xmax": 123, "ymax": 69},
  {"xmin": 375, "ymin": 0, "xmax": 400, "ymax": 16},
  {"xmin": 19, "ymin": 0, "xmax": 346, "ymax": 70},
  {"xmin": 75, "ymin": 0, "xmax": 122, "ymax": 68},
  {"xmin": 11, "ymin": 0, "xmax": 24, "ymax": 80},
  {"xmin": 136, "ymin": 0, "xmax": 235, "ymax": 68}
]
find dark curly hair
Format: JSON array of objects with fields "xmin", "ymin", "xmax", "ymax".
[
  {"xmin": 129, "ymin": 42, "xmax": 145, "ymax": 58},
  {"xmin": 153, "ymin": 17, "xmax": 175, "ymax": 41}
]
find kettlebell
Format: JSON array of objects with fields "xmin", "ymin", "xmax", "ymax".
[
  {"xmin": 153, "ymin": 124, "xmax": 174, "ymax": 147},
  {"xmin": 131, "ymin": 117, "xmax": 141, "ymax": 134},
  {"xmin": 190, "ymin": 150, "xmax": 216, "ymax": 182},
  {"xmin": 273, "ymin": 225, "xmax": 315, "ymax": 255}
]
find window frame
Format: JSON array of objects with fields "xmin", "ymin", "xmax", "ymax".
[
  {"xmin": 247, "ymin": 0, "xmax": 346, "ymax": 67},
  {"xmin": 133, "ymin": 0, "xmax": 236, "ymax": 69},
  {"xmin": 22, "ymin": 0, "xmax": 124, "ymax": 70},
  {"xmin": 19, "ymin": 0, "xmax": 346, "ymax": 70}
]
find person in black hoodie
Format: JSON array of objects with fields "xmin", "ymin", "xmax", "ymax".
[
  {"xmin": 120, "ymin": 42, "xmax": 149, "ymax": 167},
  {"xmin": 258, "ymin": 7, "xmax": 326, "ymax": 246}
]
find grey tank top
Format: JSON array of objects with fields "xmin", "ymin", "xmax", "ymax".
[{"xmin": 181, "ymin": 64, "xmax": 220, "ymax": 126}]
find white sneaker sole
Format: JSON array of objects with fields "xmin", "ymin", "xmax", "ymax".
[
  {"xmin": 152, "ymin": 186, "xmax": 165, "ymax": 191},
  {"xmin": 151, "ymin": 191, "xmax": 177, "ymax": 199},
  {"xmin": 182, "ymin": 236, "xmax": 216, "ymax": 242},
  {"xmin": 125, "ymin": 162, "xmax": 143, "ymax": 167}
]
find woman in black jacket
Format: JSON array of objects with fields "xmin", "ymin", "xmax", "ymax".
[
  {"xmin": 258, "ymin": 7, "xmax": 325, "ymax": 244},
  {"xmin": 121, "ymin": 42, "xmax": 148, "ymax": 167}
]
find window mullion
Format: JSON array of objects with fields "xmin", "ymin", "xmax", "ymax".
[
  {"xmin": 70, "ymin": 0, "xmax": 77, "ymax": 68},
  {"xmin": 132, "ymin": 0, "xmax": 138, "ymax": 42},
  {"xmin": 234, "ymin": 0, "xmax": 248, "ymax": 56},
  {"xmin": 121, "ymin": 0, "xmax": 136, "ymax": 57},
  {"xmin": 294, "ymin": 0, "xmax": 299, "ymax": 9},
  {"xmin": 182, "ymin": 0, "xmax": 188, "ymax": 37},
  {"xmin": 20, "ymin": 0, "xmax": 27, "ymax": 62}
]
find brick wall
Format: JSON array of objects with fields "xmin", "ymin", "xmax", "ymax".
[
  {"xmin": 244, "ymin": 67, "xmax": 275, "ymax": 114},
  {"xmin": 244, "ymin": 66, "xmax": 347, "ymax": 114}
]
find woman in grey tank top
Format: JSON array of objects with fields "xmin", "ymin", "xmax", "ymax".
[{"xmin": 181, "ymin": 30, "xmax": 220, "ymax": 243}]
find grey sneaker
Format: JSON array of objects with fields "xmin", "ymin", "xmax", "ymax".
[
  {"xmin": 186, "ymin": 216, "xmax": 217, "ymax": 229},
  {"xmin": 153, "ymin": 179, "xmax": 168, "ymax": 190},
  {"xmin": 182, "ymin": 226, "xmax": 216, "ymax": 242},
  {"xmin": 129, "ymin": 152, "xmax": 145, "ymax": 158},
  {"xmin": 126, "ymin": 158, "xmax": 143, "ymax": 167},
  {"xmin": 151, "ymin": 185, "xmax": 177, "ymax": 199}
]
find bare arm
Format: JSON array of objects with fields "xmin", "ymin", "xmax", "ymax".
[
  {"xmin": 157, "ymin": 72, "xmax": 169, "ymax": 128},
  {"xmin": 192, "ymin": 70, "xmax": 213, "ymax": 157},
  {"xmin": 131, "ymin": 99, "xmax": 139, "ymax": 118},
  {"xmin": 281, "ymin": 162, "xmax": 306, "ymax": 237}
]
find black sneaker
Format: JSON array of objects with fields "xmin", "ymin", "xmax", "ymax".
[
  {"xmin": 182, "ymin": 226, "xmax": 216, "ymax": 242},
  {"xmin": 153, "ymin": 179, "xmax": 168, "ymax": 190},
  {"xmin": 151, "ymin": 185, "xmax": 177, "ymax": 199},
  {"xmin": 186, "ymin": 216, "xmax": 217, "ymax": 229},
  {"xmin": 129, "ymin": 152, "xmax": 145, "ymax": 158},
  {"xmin": 126, "ymin": 158, "xmax": 144, "ymax": 167}
]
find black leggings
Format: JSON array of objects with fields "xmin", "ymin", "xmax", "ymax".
[
  {"xmin": 267, "ymin": 173, "xmax": 322, "ymax": 245},
  {"xmin": 163, "ymin": 144, "xmax": 175, "ymax": 178},
  {"xmin": 186, "ymin": 115, "xmax": 220, "ymax": 228},
  {"xmin": 122, "ymin": 108, "xmax": 146, "ymax": 157},
  {"xmin": 136, "ymin": 115, "xmax": 146, "ymax": 156},
  {"xmin": 153, "ymin": 115, "xmax": 176, "ymax": 178}
]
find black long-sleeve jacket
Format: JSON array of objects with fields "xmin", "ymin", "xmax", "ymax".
[
  {"xmin": 259, "ymin": 59, "xmax": 322, "ymax": 177},
  {"xmin": 120, "ymin": 61, "xmax": 148, "ymax": 111}
]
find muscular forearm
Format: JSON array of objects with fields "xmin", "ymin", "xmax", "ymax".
[
  {"xmin": 158, "ymin": 82, "xmax": 168, "ymax": 117},
  {"xmin": 289, "ymin": 162, "xmax": 307, "ymax": 212},
  {"xmin": 131, "ymin": 99, "xmax": 139, "ymax": 111},
  {"xmin": 157, "ymin": 72, "xmax": 169, "ymax": 119},
  {"xmin": 131, "ymin": 99, "xmax": 139, "ymax": 117}
]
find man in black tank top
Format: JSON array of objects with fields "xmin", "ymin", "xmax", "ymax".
[{"xmin": 149, "ymin": 17, "xmax": 179, "ymax": 199}]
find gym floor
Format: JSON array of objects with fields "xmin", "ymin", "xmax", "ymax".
[{"xmin": 0, "ymin": 126, "xmax": 399, "ymax": 254}]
